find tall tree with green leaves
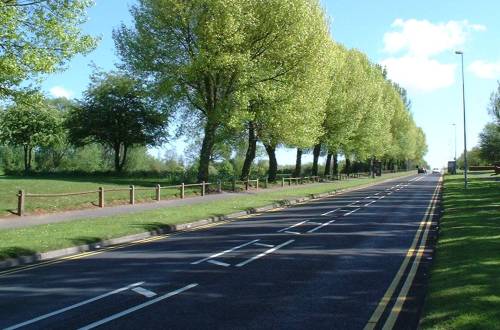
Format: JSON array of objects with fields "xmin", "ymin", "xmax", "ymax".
[
  {"xmin": 66, "ymin": 72, "xmax": 169, "ymax": 172},
  {"xmin": 115, "ymin": 0, "xmax": 331, "ymax": 182},
  {"xmin": 0, "ymin": 0, "xmax": 97, "ymax": 101},
  {"xmin": 239, "ymin": 1, "xmax": 332, "ymax": 180},
  {"xmin": 0, "ymin": 97, "xmax": 63, "ymax": 172}
]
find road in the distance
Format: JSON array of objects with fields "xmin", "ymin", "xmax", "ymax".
[{"xmin": 0, "ymin": 174, "xmax": 441, "ymax": 330}]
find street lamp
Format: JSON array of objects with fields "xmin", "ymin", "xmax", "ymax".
[
  {"xmin": 452, "ymin": 123, "xmax": 457, "ymax": 161},
  {"xmin": 455, "ymin": 50, "xmax": 468, "ymax": 189}
]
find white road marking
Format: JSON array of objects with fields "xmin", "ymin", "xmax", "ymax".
[
  {"xmin": 254, "ymin": 243, "xmax": 275, "ymax": 248},
  {"xmin": 191, "ymin": 239, "xmax": 260, "ymax": 265},
  {"xmin": 321, "ymin": 208, "xmax": 339, "ymax": 216},
  {"xmin": 364, "ymin": 200, "xmax": 376, "ymax": 207},
  {"xmin": 132, "ymin": 287, "xmax": 157, "ymax": 298},
  {"xmin": 388, "ymin": 192, "xmax": 393, "ymax": 195},
  {"xmin": 378, "ymin": 196, "xmax": 386, "ymax": 199},
  {"xmin": 79, "ymin": 284, "xmax": 198, "ymax": 330},
  {"xmin": 374, "ymin": 192, "xmax": 381, "ymax": 196},
  {"xmin": 235, "ymin": 240, "xmax": 295, "ymax": 267},
  {"xmin": 5, "ymin": 282, "xmax": 144, "ymax": 330},
  {"xmin": 344, "ymin": 208, "xmax": 361, "ymax": 216},
  {"xmin": 284, "ymin": 231, "xmax": 301, "ymax": 235},
  {"xmin": 207, "ymin": 260, "xmax": 231, "ymax": 267},
  {"xmin": 307, "ymin": 222, "xmax": 322, "ymax": 225},
  {"xmin": 277, "ymin": 220, "xmax": 308, "ymax": 232},
  {"xmin": 308, "ymin": 219, "xmax": 336, "ymax": 233},
  {"xmin": 364, "ymin": 196, "xmax": 371, "ymax": 199}
]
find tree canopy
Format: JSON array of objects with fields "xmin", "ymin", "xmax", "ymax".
[
  {"xmin": 66, "ymin": 72, "xmax": 169, "ymax": 172},
  {"xmin": 0, "ymin": 0, "xmax": 97, "ymax": 101}
]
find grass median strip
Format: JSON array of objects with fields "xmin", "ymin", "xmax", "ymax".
[
  {"xmin": 421, "ymin": 171, "xmax": 500, "ymax": 329},
  {"xmin": 0, "ymin": 172, "xmax": 412, "ymax": 261}
]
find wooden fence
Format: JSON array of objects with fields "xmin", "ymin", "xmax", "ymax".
[{"xmin": 14, "ymin": 170, "xmax": 406, "ymax": 216}]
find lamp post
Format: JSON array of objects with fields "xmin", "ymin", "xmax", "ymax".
[
  {"xmin": 455, "ymin": 50, "xmax": 468, "ymax": 189},
  {"xmin": 452, "ymin": 123, "xmax": 457, "ymax": 161}
]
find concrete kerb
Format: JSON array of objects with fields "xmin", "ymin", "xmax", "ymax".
[{"xmin": 0, "ymin": 172, "xmax": 415, "ymax": 270}]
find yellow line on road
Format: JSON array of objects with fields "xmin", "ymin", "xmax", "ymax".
[
  {"xmin": 363, "ymin": 178, "xmax": 441, "ymax": 330},
  {"xmin": 381, "ymin": 177, "xmax": 441, "ymax": 329}
]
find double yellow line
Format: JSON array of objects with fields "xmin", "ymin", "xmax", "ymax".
[{"xmin": 364, "ymin": 177, "xmax": 442, "ymax": 330}]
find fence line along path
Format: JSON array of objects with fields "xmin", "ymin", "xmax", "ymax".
[{"xmin": 14, "ymin": 172, "xmax": 399, "ymax": 216}]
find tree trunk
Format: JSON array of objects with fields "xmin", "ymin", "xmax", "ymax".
[
  {"xmin": 324, "ymin": 152, "xmax": 332, "ymax": 176},
  {"xmin": 114, "ymin": 143, "xmax": 122, "ymax": 172},
  {"xmin": 197, "ymin": 118, "xmax": 218, "ymax": 182},
  {"xmin": 312, "ymin": 143, "xmax": 321, "ymax": 176},
  {"xmin": 293, "ymin": 148, "xmax": 302, "ymax": 177},
  {"xmin": 264, "ymin": 143, "xmax": 278, "ymax": 182},
  {"xmin": 240, "ymin": 121, "xmax": 257, "ymax": 180},
  {"xmin": 370, "ymin": 156, "xmax": 375, "ymax": 178},
  {"xmin": 333, "ymin": 153, "xmax": 338, "ymax": 175},
  {"xmin": 23, "ymin": 145, "xmax": 32, "ymax": 173},
  {"xmin": 119, "ymin": 145, "xmax": 129, "ymax": 172},
  {"xmin": 345, "ymin": 157, "xmax": 351, "ymax": 175}
]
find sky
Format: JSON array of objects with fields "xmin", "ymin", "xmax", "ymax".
[{"xmin": 40, "ymin": 0, "xmax": 500, "ymax": 168}]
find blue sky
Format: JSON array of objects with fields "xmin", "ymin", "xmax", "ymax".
[{"xmin": 41, "ymin": 0, "xmax": 500, "ymax": 168}]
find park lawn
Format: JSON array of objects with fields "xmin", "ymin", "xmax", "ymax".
[
  {"xmin": 0, "ymin": 175, "xmax": 247, "ymax": 217},
  {"xmin": 0, "ymin": 171, "xmax": 411, "ymax": 260},
  {"xmin": 421, "ymin": 171, "xmax": 500, "ymax": 329}
]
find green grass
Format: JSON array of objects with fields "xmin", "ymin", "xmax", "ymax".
[
  {"xmin": 0, "ymin": 175, "xmax": 241, "ymax": 216},
  {"xmin": 0, "ymin": 171, "xmax": 412, "ymax": 260},
  {"xmin": 421, "ymin": 171, "xmax": 500, "ymax": 329}
]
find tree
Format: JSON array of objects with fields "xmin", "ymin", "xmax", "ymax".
[
  {"xmin": 0, "ymin": 98, "xmax": 63, "ymax": 172},
  {"xmin": 67, "ymin": 72, "xmax": 168, "ymax": 172},
  {"xmin": 479, "ymin": 123, "xmax": 500, "ymax": 164},
  {"xmin": 0, "ymin": 0, "xmax": 97, "ymax": 101},
  {"xmin": 115, "ymin": 0, "xmax": 331, "ymax": 182}
]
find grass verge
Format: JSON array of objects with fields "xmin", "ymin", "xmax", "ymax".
[
  {"xmin": 421, "ymin": 171, "xmax": 500, "ymax": 329},
  {"xmin": 0, "ymin": 172, "xmax": 412, "ymax": 261}
]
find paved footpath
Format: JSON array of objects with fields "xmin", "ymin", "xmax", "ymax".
[{"xmin": 0, "ymin": 174, "xmax": 440, "ymax": 329}]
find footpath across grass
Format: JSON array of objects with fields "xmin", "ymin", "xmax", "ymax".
[
  {"xmin": 421, "ymin": 171, "xmax": 500, "ymax": 329},
  {"xmin": 0, "ymin": 172, "xmax": 412, "ymax": 261}
]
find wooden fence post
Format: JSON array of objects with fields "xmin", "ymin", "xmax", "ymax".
[
  {"xmin": 217, "ymin": 180, "xmax": 222, "ymax": 193},
  {"xmin": 156, "ymin": 184, "xmax": 161, "ymax": 201},
  {"xmin": 98, "ymin": 187, "xmax": 104, "ymax": 208},
  {"xmin": 232, "ymin": 178, "xmax": 236, "ymax": 192},
  {"xmin": 265, "ymin": 177, "xmax": 268, "ymax": 188},
  {"xmin": 256, "ymin": 179, "xmax": 259, "ymax": 190},
  {"xmin": 245, "ymin": 180, "xmax": 249, "ymax": 191},
  {"xmin": 129, "ymin": 185, "xmax": 135, "ymax": 205},
  {"xmin": 17, "ymin": 190, "xmax": 25, "ymax": 216},
  {"xmin": 181, "ymin": 183, "xmax": 185, "ymax": 199},
  {"xmin": 281, "ymin": 178, "xmax": 285, "ymax": 187},
  {"xmin": 201, "ymin": 181, "xmax": 206, "ymax": 196}
]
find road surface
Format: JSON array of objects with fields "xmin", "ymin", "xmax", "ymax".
[{"xmin": 0, "ymin": 174, "xmax": 441, "ymax": 330}]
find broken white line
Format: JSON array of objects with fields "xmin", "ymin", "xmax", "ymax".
[
  {"xmin": 191, "ymin": 239, "xmax": 260, "ymax": 265},
  {"xmin": 132, "ymin": 287, "xmax": 157, "ymax": 298},
  {"xmin": 277, "ymin": 220, "xmax": 308, "ymax": 232},
  {"xmin": 207, "ymin": 260, "xmax": 231, "ymax": 267},
  {"xmin": 344, "ymin": 208, "xmax": 361, "ymax": 216},
  {"xmin": 236, "ymin": 240, "xmax": 295, "ymax": 267}
]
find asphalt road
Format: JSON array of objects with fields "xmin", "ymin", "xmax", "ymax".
[{"xmin": 0, "ymin": 174, "xmax": 441, "ymax": 330}]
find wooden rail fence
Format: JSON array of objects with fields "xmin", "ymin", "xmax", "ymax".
[{"xmin": 14, "ymin": 170, "xmax": 407, "ymax": 216}]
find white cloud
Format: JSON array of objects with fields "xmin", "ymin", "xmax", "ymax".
[
  {"xmin": 381, "ymin": 56, "xmax": 456, "ymax": 92},
  {"xmin": 383, "ymin": 19, "xmax": 485, "ymax": 57},
  {"xmin": 380, "ymin": 19, "xmax": 485, "ymax": 92},
  {"xmin": 468, "ymin": 60, "xmax": 500, "ymax": 79},
  {"xmin": 49, "ymin": 86, "xmax": 73, "ymax": 99}
]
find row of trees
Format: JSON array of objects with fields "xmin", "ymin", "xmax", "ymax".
[
  {"xmin": 0, "ymin": 0, "xmax": 428, "ymax": 180},
  {"xmin": 114, "ymin": 0, "xmax": 427, "ymax": 182}
]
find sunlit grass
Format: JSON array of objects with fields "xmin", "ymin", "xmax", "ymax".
[{"xmin": 421, "ymin": 171, "xmax": 500, "ymax": 329}]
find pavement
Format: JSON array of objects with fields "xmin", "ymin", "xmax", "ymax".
[{"xmin": 0, "ymin": 173, "xmax": 441, "ymax": 330}]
